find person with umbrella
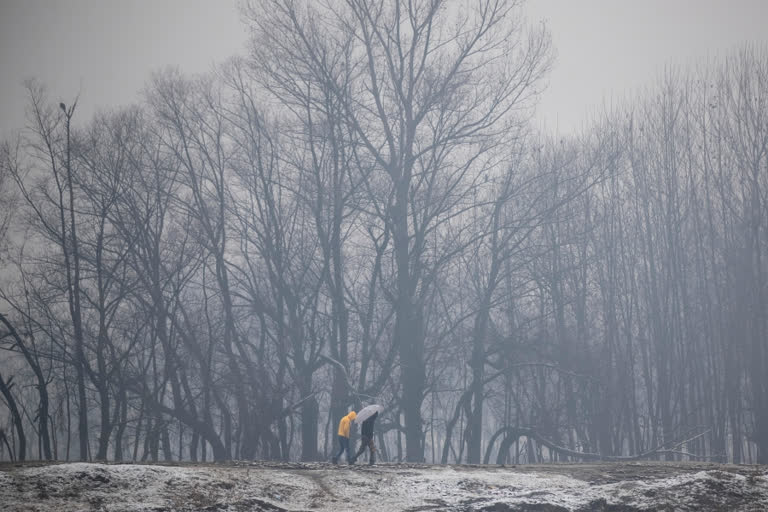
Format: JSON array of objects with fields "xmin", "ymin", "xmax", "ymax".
[
  {"xmin": 332, "ymin": 410, "xmax": 357, "ymax": 464},
  {"xmin": 350, "ymin": 404, "xmax": 382, "ymax": 465}
]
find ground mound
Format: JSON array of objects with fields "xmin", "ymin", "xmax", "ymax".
[{"xmin": 1, "ymin": 460, "xmax": 766, "ymax": 511}]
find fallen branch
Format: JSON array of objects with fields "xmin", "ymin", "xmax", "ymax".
[
  {"xmin": 484, "ymin": 426, "xmax": 716, "ymax": 464},
  {"xmin": 280, "ymin": 393, "xmax": 317, "ymax": 418}
]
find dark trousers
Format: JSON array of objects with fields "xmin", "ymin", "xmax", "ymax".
[
  {"xmin": 333, "ymin": 435, "xmax": 350, "ymax": 462},
  {"xmin": 353, "ymin": 435, "xmax": 376, "ymax": 463}
]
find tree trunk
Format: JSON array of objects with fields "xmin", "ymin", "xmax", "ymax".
[{"xmin": 0, "ymin": 372, "xmax": 25, "ymax": 461}]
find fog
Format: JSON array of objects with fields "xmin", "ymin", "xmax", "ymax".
[{"xmin": 1, "ymin": 1, "xmax": 767, "ymax": 468}]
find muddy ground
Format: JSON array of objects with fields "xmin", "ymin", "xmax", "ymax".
[{"xmin": 1, "ymin": 460, "xmax": 766, "ymax": 511}]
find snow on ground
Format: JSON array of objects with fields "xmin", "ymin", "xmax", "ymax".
[{"xmin": 1, "ymin": 460, "xmax": 767, "ymax": 511}]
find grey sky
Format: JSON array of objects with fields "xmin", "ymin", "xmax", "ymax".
[{"xmin": 1, "ymin": 0, "xmax": 767, "ymax": 140}]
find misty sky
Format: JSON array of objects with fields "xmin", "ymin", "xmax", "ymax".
[{"xmin": 1, "ymin": 0, "xmax": 767, "ymax": 140}]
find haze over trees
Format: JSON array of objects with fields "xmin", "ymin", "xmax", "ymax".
[{"xmin": 1, "ymin": 1, "xmax": 767, "ymax": 466}]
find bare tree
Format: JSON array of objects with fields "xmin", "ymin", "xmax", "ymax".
[
  {"xmin": 6, "ymin": 83, "xmax": 89, "ymax": 461},
  {"xmin": 246, "ymin": 0, "xmax": 551, "ymax": 462}
]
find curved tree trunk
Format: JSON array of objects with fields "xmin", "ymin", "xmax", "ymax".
[
  {"xmin": 484, "ymin": 426, "xmax": 718, "ymax": 465},
  {"xmin": 0, "ymin": 372, "xmax": 25, "ymax": 461}
]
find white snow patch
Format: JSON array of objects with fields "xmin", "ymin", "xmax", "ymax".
[{"xmin": 2, "ymin": 462, "xmax": 767, "ymax": 511}]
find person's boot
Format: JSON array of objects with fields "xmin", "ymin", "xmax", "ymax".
[
  {"xmin": 348, "ymin": 455, "xmax": 356, "ymax": 465},
  {"xmin": 332, "ymin": 455, "xmax": 338, "ymax": 464},
  {"xmin": 369, "ymin": 452, "xmax": 375, "ymax": 466}
]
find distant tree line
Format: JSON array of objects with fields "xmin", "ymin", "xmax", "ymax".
[{"xmin": 1, "ymin": 0, "xmax": 766, "ymax": 465}]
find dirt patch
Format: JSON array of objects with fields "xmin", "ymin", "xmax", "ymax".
[
  {"xmin": 574, "ymin": 499, "xmax": 643, "ymax": 512},
  {"xmin": 479, "ymin": 503, "xmax": 569, "ymax": 511},
  {"xmin": 1, "ymin": 461, "xmax": 766, "ymax": 511}
]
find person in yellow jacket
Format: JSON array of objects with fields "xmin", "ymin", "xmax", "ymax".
[{"xmin": 332, "ymin": 411, "xmax": 357, "ymax": 464}]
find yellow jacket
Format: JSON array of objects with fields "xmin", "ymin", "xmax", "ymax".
[{"xmin": 337, "ymin": 411, "xmax": 357, "ymax": 438}]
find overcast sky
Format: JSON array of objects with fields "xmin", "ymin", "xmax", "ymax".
[{"xmin": 1, "ymin": 0, "xmax": 767, "ymax": 140}]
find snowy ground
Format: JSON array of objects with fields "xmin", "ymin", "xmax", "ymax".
[{"xmin": 1, "ymin": 460, "xmax": 767, "ymax": 511}]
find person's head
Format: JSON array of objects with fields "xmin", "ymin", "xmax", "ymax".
[{"xmin": 349, "ymin": 411, "xmax": 357, "ymax": 420}]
